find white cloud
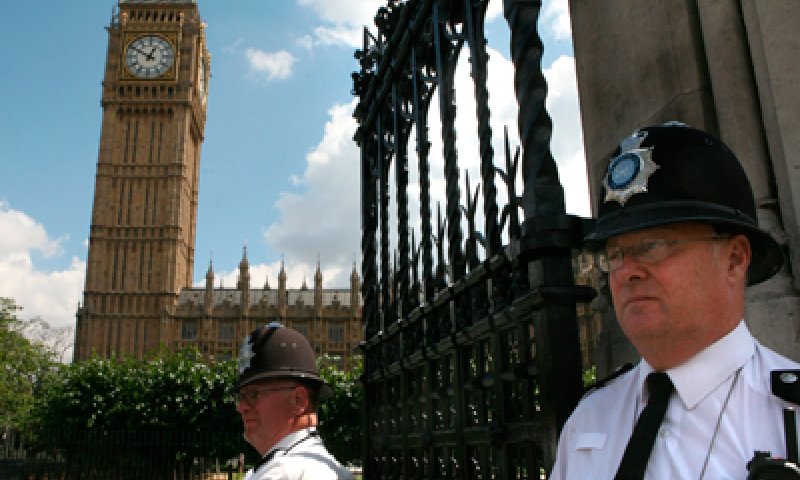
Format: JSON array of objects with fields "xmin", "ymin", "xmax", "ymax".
[
  {"xmin": 0, "ymin": 201, "xmax": 63, "ymax": 259},
  {"xmin": 296, "ymin": 34, "xmax": 314, "ymax": 51},
  {"xmin": 297, "ymin": 0, "xmax": 384, "ymax": 28},
  {"xmin": 262, "ymin": 100, "xmax": 361, "ymax": 287},
  {"xmin": 245, "ymin": 48, "xmax": 297, "ymax": 80},
  {"xmin": 544, "ymin": 54, "xmax": 590, "ymax": 216},
  {"xmin": 297, "ymin": 0, "xmax": 386, "ymax": 48},
  {"xmin": 0, "ymin": 202, "xmax": 83, "ymax": 359},
  {"xmin": 311, "ymin": 25, "xmax": 363, "ymax": 48},
  {"xmin": 543, "ymin": 0, "xmax": 572, "ymax": 40},
  {"xmin": 486, "ymin": 0, "xmax": 503, "ymax": 22}
]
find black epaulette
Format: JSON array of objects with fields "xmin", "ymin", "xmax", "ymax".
[
  {"xmin": 772, "ymin": 370, "xmax": 800, "ymax": 405},
  {"xmin": 582, "ymin": 363, "xmax": 634, "ymax": 398}
]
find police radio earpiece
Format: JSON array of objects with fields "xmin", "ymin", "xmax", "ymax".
[{"xmin": 746, "ymin": 370, "xmax": 800, "ymax": 479}]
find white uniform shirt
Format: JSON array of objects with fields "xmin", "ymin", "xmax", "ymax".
[
  {"xmin": 550, "ymin": 321, "xmax": 799, "ymax": 480},
  {"xmin": 244, "ymin": 428, "xmax": 354, "ymax": 480}
]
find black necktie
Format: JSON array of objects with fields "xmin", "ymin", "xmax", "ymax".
[{"xmin": 614, "ymin": 371, "xmax": 675, "ymax": 480}]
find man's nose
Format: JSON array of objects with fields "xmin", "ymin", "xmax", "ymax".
[
  {"xmin": 235, "ymin": 399, "xmax": 250, "ymax": 413},
  {"xmin": 612, "ymin": 250, "xmax": 647, "ymax": 280}
]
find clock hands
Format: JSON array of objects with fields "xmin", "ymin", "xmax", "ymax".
[
  {"xmin": 130, "ymin": 45, "xmax": 150, "ymax": 58},
  {"xmin": 129, "ymin": 42, "xmax": 162, "ymax": 62}
]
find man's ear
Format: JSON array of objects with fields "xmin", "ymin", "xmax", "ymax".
[
  {"xmin": 293, "ymin": 385, "xmax": 310, "ymax": 414},
  {"xmin": 727, "ymin": 234, "xmax": 751, "ymax": 281}
]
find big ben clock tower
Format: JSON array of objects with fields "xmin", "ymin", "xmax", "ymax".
[{"xmin": 75, "ymin": 0, "xmax": 210, "ymax": 360}]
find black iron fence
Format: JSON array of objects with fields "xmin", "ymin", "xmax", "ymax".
[
  {"xmin": 1, "ymin": 429, "xmax": 251, "ymax": 480},
  {"xmin": 354, "ymin": 0, "xmax": 591, "ymax": 478}
]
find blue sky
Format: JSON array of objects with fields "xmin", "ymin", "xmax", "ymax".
[{"xmin": 0, "ymin": 0, "xmax": 588, "ymax": 343}]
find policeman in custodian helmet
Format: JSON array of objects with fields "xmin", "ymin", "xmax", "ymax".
[
  {"xmin": 234, "ymin": 323, "xmax": 352, "ymax": 480},
  {"xmin": 550, "ymin": 122, "xmax": 799, "ymax": 480}
]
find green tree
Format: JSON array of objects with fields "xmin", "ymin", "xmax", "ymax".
[
  {"xmin": 0, "ymin": 297, "xmax": 57, "ymax": 431},
  {"xmin": 29, "ymin": 348, "xmax": 255, "ymax": 476},
  {"xmin": 27, "ymin": 346, "xmax": 365, "ymax": 473},
  {"xmin": 317, "ymin": 356, "xmax": 364, "ymax": 466}
]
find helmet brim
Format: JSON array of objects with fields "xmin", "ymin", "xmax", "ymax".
[
  {"xmin": 234, "ymin": 371, "xmax": 333, "ymax": 402},
  {"xmin": 584, "ymin": 200, "xmax": 784, "ymax": 286}
]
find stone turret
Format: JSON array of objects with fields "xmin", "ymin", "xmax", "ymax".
[
  {"xmin": 350, "ymin": 263, "xmax": 360, "ymax": 319},
  {"xmin": 204, "ymin": 259, "xmax": 214, "ymax": 316},
  {"xmin": 278, "ymin": 258, "xmax": 287, "ymax": 318},
  {"xmin": 314, "ymin": 257, "xmax": 323, "ymax": 316},
  {"xmin": 237, "ymin": 246, "xmax": 250, "ymax": 315}
]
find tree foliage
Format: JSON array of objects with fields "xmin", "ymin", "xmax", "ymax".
[
  {"xmin": 30, "ymin": 348, "xmax": 248, "ymax": 460},
  {"xmin": 0, "ymin": 297, "xmax": 58, "ymax": 430},
  {"xmin": 23, "ymin": 344, "xmax": 364, "ymax": 472},
  {"xmin": 317, "ymin": 355, "xmax": 364, "ymax": 465}
]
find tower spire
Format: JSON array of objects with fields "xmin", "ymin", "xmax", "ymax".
[
  {"xmin": 238, "ymin": 245, "xmax": 251, "ymax": 315},
  {"xmin": 315, "ymin": 255, "xmax": 323, "ymax": 286},
  {"xmin": 278, "ymin": 255, "xmax": 287, "ymax": 318},
  {"xmin": 204, "ymin": 256, "xmax": 214, "ymax": 316},
  {"xmin": 237, "ymin": 245, "xmax": 250, "ymax": 290},
  {"xmin": 205, "ymin": 256, "xmax": 214, "ymax": 284}
]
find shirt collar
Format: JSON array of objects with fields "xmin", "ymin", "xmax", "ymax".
[
  {"xmin": 267, "ymin": 427, "xmax": 317, "ymax": 456},
  {"xmin": 640, "ymin": 321, "xmax": 755, "ymax": 409}
]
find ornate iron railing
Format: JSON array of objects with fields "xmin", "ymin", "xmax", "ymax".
[{"xmin": 353, "ymin": 1, "xmax": 591, "ymax": 477}]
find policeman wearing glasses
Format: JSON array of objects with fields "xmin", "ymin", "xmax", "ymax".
[
  {"xmin": 550, "ymin": 122, "xmax": 800, "ymax": 479},
  {"xmin": 235, "ymin": 323, "xmax": 353, "ymax": 480}
]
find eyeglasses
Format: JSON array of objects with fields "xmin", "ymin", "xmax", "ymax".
[
  {"xmin": 235, "ymin": 386, "xmax": 296, "ymax": 406},
  {"xmin": 597, "ymin": 235, "xmax": 731, "ymax": 272}
]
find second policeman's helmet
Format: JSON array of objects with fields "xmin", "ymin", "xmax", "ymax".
[{"xmin": 235, "ymin": 322, "xmax": 333, "ymax": 401}]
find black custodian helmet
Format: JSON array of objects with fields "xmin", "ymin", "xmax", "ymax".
[
  {"xmin": 235, "ymin": 322, "xmax": 332, "ymax": 401},
  {"xmin": 585, "ymin": 122, "xmax": 783, "ymax": 285}
]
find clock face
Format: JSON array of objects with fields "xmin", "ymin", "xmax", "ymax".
[{"xmin": 125, "ymin": 36, "xmax": 175, "ymax": 79}]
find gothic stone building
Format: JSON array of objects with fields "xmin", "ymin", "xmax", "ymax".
[
  {"xmin": 74, "ymin": 0, "xmax": 362, "ymax": 368},
  {"xmin": 174, "ymin": 253, "xmax": 363, "ymax": 369}
]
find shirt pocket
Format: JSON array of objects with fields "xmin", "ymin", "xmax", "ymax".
[
  {"xmin": 568, "ymin": 432, "xmax": 609, "ymax": 480},
  {"xmin": 576, "ymin": 432, "xmax": 607, "ymax": 450}
]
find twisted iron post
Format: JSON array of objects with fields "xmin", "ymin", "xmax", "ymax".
[
  {"xmin": 355, "ymin": 27, "xmax": 381, "ymax": 341},
  {"xmin": 378, "ymin": 112, "xmax": 393, "ymax": 329},
  {"xmin": 504, "ymin": 0, "xmax": 585, "ymax": 450},
  {"xmin": 504, "ymin": 0, "xmax": 565, "ymax": 219},
  {"xmin": 432, "ymin": 3, "xmax": 465, "ymax": 281},
  {"xmin": 392, "ymin": 80, "xmax": 412, "ymax": 318},
  {"xmin": 411, "ymin": 46, "xmax": 436, "ymax": 303},
  {"xmin": 360, "ymin": 138, "xmax": 380, "ymax": 339},
  {"xmin": 464, "ymin": 0, "xmax": 502, "ymax": 257}
]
